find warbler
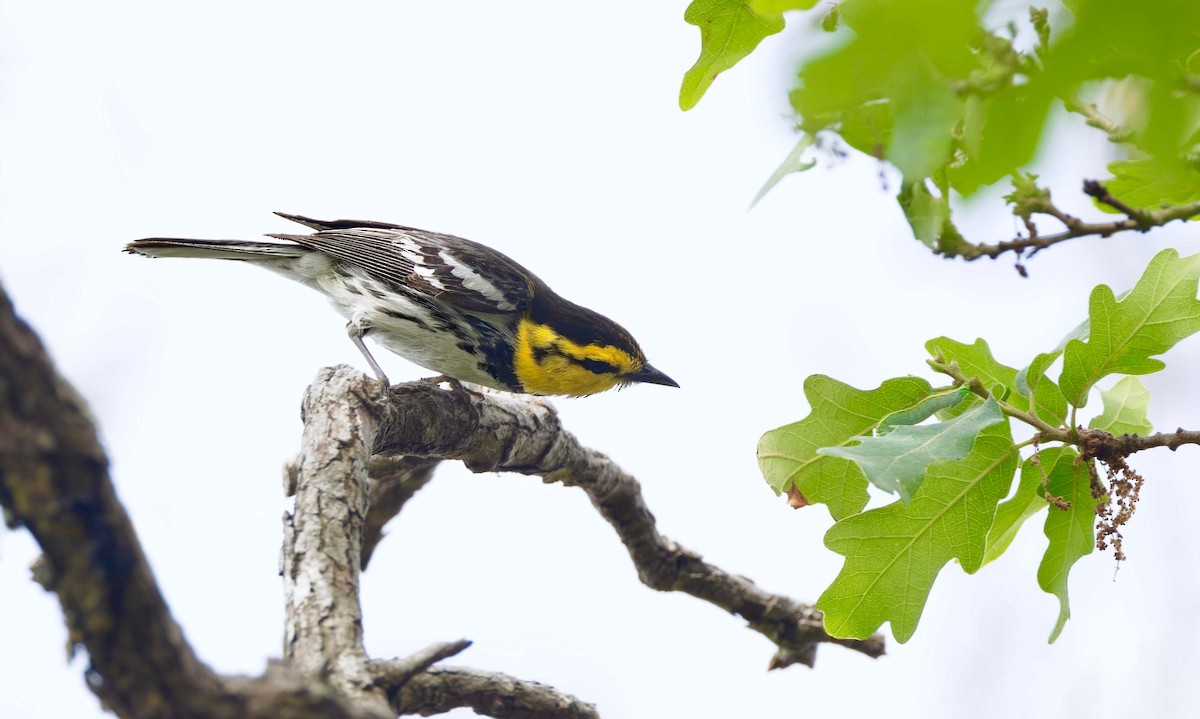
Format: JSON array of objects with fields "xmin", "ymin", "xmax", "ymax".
[{"xmin": 124, "ymin": 213, "xmax": 677, "ymax": 396}]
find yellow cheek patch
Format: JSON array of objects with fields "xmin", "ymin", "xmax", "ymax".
[{"xmin": 514, "ymin": 319, "xmax": 640, "ymax": 396}]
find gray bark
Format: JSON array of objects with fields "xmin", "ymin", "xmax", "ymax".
[{"xmin": 0, "ymin": 277, "xmax": 882, "ymax": 719}]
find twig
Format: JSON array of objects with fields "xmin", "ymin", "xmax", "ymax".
[
  {"xmin": 366, "ymin": 371, "xmax": 886, "ymax": 666},
  {"xmin": 1062, "ymin": 96, "xmax": 1137, "ymax": 144},
  {"xmin": 394, "ymin": 666, "xmax": 599, "ymax": 719},
  {"xmin": 929, "ymin": 353, "xmax": 1200, "ymax": 461},
  {"xmin": 1077, "ymin": 427, "xmax": 1200, "ymax": 460},
  {"xmin": 927, "ymin": 356, "xmax": 1069, "ymax": 441},
  {"xmin": 1082, "ymin": 179, "xmax": 1152, "ymax": 224},
  {"xmin": 370, "ymin": 640, "xmax": 472, "ymax": 689},
  {"xmin": 943, "ymin": 181, "xmax": 1200, "ymax": 262}
]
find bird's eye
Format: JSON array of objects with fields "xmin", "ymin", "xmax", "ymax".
[{"xmin": 578, "ymin": 357, "xmax": 619, "ymax": 375}]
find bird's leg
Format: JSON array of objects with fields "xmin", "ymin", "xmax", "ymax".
[{"xmin": 346, "ymin": 322, "xmax": 391, "ymax": 388}]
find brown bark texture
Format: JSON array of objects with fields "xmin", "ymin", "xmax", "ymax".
[{"xmin": 0, "ymin": 279, "xmax": 881, "ymax": 719}]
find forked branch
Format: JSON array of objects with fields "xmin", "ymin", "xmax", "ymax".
[
  {"xmin": 0, "ymin": 274, "xmax": 880, "ymax": 719},
  {"xmin": 943, "ymin": 180, "xmax": 1200, "ymax": 263},
  {"xmin": 366, "ymin": 372, "xmax": 885, "ymax": 666}
]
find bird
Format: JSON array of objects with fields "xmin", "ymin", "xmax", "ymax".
[{"xmin": 124, "ymin": 213, "xmax": 678, "ymax": 397}]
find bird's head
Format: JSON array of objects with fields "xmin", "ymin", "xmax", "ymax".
[{"xmin": 512, "ymin": 306, "xmax": 677, "ymax": 397}]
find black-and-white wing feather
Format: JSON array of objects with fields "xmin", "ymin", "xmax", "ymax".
[{"xmin": 270, "ymin": 214, "xmax": 534, "ymax": 315}]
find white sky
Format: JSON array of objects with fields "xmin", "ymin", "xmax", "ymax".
[{"xmin": 1, "ymin": 2, "xmax": 1198, "ymax": 718}]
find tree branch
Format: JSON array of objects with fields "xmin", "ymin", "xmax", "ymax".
[
  {"xmin": 369, "ymin": 640, "xmax": 472, "ymax": 690},
  {"xmin": 363, "ymin": 370, "xmax": 885, "ymax": 666},
  {"xmin": 0, "ymin": 279, "xmax": 222, "ymax": 716},
  {"xmin": 0, "ymin": 282, "xmax": 379, "ymax": 719},
  {"xmin": 1077, "ymin": 426, "xmax": 1200, "ymax": 460},
  {"xmin": 281, "ymin": 370, "xmax": 394, "ymax": 715},
  {"xmin": 928, "ymin": 344, "xmax": 1200, "ymax": 463},
  {"xmin": 944, "ymin": 180, "xmax": 1200, "ymax": 263},
  {"xmin": 2, "ymin": 270, "xmax": 879, "ymax": 719},
  {"xmin": 927, "ymin": 355, "xmax": 1069, "ymax": 441},
  {"xmin": 930, "ymin": 351, "xmax": 1200, "ymax": 463},
  {"xmin": 392, "ymin": 667, "xmax": 599, "ymax": 719}
]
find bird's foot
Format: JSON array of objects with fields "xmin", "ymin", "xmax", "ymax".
[{"xmin": 422, "ymin": 375, "xmax": 478, "ymax": 401}]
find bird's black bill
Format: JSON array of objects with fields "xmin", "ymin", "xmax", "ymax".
[{"xmin": 627, "ymin": 364, "xmax": 679, "ymax": 388}]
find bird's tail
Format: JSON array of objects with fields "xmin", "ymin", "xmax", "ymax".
[{"xmin": 124, "ymin": 238, "xmax": 310, "ymax": 261}]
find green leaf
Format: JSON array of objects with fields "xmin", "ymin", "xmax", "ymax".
[
  {"xmin": 1099, "ymin": 159, "xmax": 1200, "ymax": 216},
  {"xmin": 889, "ymin": 75, "xmax": 962, "ymax": 182},
  {"xmin": 680, "ymin": 0, "xmax": 785, "ymax": 111},
  {"xmin": 751, "ymin": 134, "xmax": 816, "ymax": 208},
  {"xmin": 878, "ymin": 386, "xmax": 970, "ymax": 435},
  {"xmin": 818, "ymin": 422, "xmax": 1019, "ymax": 642},
  {"xmin": 1060, "ymin": 249, "xmax": 1200, "ymax": 407},
  {"xmin": 1031, "ymin": 374, "xmax": 1068, "ymax": 428},
  {"xmin": 946, "ymin": 86, "xmax": 1056, "ymax": 196},
  {"xmin": 1015, "ymin": 316, "xmax": 1091, "ymax": 395},
  {"xmin": 898, "ymin": 180, "xmax": 949, "ymax": 249},
  {"xmin": 748, "ymin": 0, "xmax": 819, "ymax": 12},
  {"xmin": 791, "ymin": 0, "xmax": 980, "ymax": 188},
  {"xmin": 818, "ymin": 396, "xmax": 1005, "ymax": 503},
  {"xmin": 758, "ymin": 376, "xmax": 933, "ymax": 520},
  {"xmin": 928, "ymin": 337, "xmax": 1023, "ymax": 407},
  {"xmin": 836, "ymin": 100, "xmax": 892, "ymax": 157},
  {"xmin": 1014, "ymin": 353, "xmax": 1054, "ymax": 396},
  {"xmin": 820, "ymin": 3, "xmax": 840, "ymax": 32},
  {"xmin": 1037, "ymin": 448, "xmax": 1095, "ymax": 643},
  {"xmin": 1004, "ymin": 172, "xmax": 1053, "ymax": 220},
  {"xmin": 1088, "ymin": 376, "xmax": 1153, "ymax": 437},
  {"xmin": 1045, "ymin": 0, "xmax": 1200, "ymax": 159},
  {"xmin": 1029, "ymin": 6, "xmax": 1050, "ymax": 56},
  {"xmin": 928, "ymin": 336, "xmax": 1066, "ymax": 426},
  {"xmin": 982, "ymin": 447, "xmax": 1074, "ymax": 566}
]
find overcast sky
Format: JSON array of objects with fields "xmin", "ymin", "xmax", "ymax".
[{"xmin": 2, "ymin": 3, "xmax": 1198, "ymax": 718}]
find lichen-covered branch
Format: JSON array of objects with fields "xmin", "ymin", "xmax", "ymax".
[
  {"xmin": 365, "ymin": 373, "xmax": 885, "ymax": 666},
  {"xmin": 281, "ymin": 370, "xmax": 393, "ymax": 715},
  {"xmin": 1077, "ymin": 427, "xmax": 1200, "ymax": 460},
  {"xmin": 0, "ymin": 281, "xmax": 377, "ymax": 719}
]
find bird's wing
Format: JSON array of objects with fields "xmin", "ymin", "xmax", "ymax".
[{"xmin": 270, "ymin": 223, "xmax": 534, "ymax": 315}]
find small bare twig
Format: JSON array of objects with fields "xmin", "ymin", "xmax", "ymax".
[
  {"xmin": 394, "ymin": 666, "xmax": 600, "ymax": 719},
  {"xmin": 370, "ymin": 639, "xmax": 472, "ymax": 689},
  {"xmin": 1082, "ymin": 179, "xmax": 1153, "ymax": 224}
]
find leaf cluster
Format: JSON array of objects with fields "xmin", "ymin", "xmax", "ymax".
[
  {"xmin": 758, "ymin": 249, "xmax": 1200, "ymax": 642},
  {"xmin": 681, "ymin": 0, "xmax": 1200, "ymax": 258}
]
